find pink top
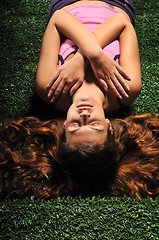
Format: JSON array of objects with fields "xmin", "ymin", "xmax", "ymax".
[
  {"xmin": 50, "ymin": 0, "xmax": 136, "ymax": 26},
  {"xmin": 59, "ymin": 4, "xmax": 120, "ymax": 62}
]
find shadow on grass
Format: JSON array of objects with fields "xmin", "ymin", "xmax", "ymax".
[
  {"xmin": 1, "ymin": 0, "xmax": 22, "ymax": 10},
  {"xmin": 28, "ymin": 93, "xmax": 66, "ymax": 121}
]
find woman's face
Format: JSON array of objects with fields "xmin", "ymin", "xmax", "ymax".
[{"xmin": 64, "ymin": 96, "xmax": 109, "ymax": 146}]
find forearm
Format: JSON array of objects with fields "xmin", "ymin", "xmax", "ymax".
[
  {"xmin": 118, "ymin": 21, "xmax": 141, "ymax": 104},
  {"xmin": 56, "ymin": 11, "xmax": 129, "ymax": 68},
  {"xmin": 46, "ymin": 10, "xmax": 134, "ymax": 103},
  {"xmin": 53, "ymin": 10, "xmax": 102, "ymax": 61},
  {"xmin": 92, "ymin": 13, "xmax": 129, "ymax": 48},
  {"xmin": 36, "ymin": 17, "xmax": 61, "ymax": 102}
]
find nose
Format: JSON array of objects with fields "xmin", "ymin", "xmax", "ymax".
[{"xmin": 79, "ymin": 110, "xmax": 91, "ymax": 117}]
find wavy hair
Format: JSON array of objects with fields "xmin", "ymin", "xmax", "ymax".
[
  {"xmin": 0, "ymin": 113, "xmax": 158, "ymax": 199},
  {"xmin": 0, "ymin": 117, "xmax": 65, "ymax": 199},
  {"xmin": 110, "ymin": 112, "xmax": 159, "ymax": 199}
]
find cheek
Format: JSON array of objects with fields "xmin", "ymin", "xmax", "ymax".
[
  {"xmin": 66, "ymin": 107, "xmax": 75, "ymax": 121},
  {"xmin": 92, "ymin": 109, "xmax": 105, "ymax": 120}
]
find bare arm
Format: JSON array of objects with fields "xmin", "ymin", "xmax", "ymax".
[
  {"xmin": 47, "ymin": 10, "xmax": 131, "ymax": 102},
  {"xmin": 36, "ymin": 16, "xmax": 61, "ymax": 102},
  {"xmin": 118, "ymin": 20, "xmax": 141, "ymax": 104},
  {"xmin": 36, "ymin": 9, "xmax": 104, "ymax": 102},
  {"xmin": 52, "ymin": 10, "xmax": 104, "ymax": 60},
  {"xmin": 36, "ymin": 9, "xmax": 140, "ymax": 107},
  {"xmin": 104, "ymin": 20, "xmax": 141, "ymax": 112}
]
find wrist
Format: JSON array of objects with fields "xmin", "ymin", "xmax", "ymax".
[
  {"xmin": 88, "ymin": 47, "xmax": 108, "ymax": 63},
  {"xmin": 75, "ymin": 51, "xmax": 89, "ymax": 69}
]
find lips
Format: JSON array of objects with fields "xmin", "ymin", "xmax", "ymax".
[{"xmin": 77, "ymin": 103, "xmax": 93, "ymax": 109}]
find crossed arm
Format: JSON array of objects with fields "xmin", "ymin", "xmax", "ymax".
[{"xmin": 36, "ymin": 9, "xmax": 141, "ymax": 104}]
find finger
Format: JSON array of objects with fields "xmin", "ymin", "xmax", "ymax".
[
  {"xmin": 50, "ymin": 80, "xmax": 65, "ymax": 103},
  {"xmin": 117, "ymin": 64, "xmax": 131, "ymax": 81},
  {"xmin": 47, "ymin": 77, "xmax": 61, "ymax": 99},
  {"xmin": 112, "ymin": 75, "xmax": 129, "ymax": 99},
  {"xmin": 98, "ymin": 79, "xmax": 108, "ymax": 92},
  {"xmin": 106, "ymin": 77, "xmax": 123, "ymax": 99},
  {"xmin": 62, "ymin": 84, "xmax": 72, "ymax": 97},
  {"xmin": 115, "ymin": 70, "xmax": 130, "ymax": 93},
  {"xmin": 70, "ymin": 79, "xmax": 83, "ymax": 96},
  {"xmin": 47, "ymin": 70, "xmax": 60, "ymax": 88}
]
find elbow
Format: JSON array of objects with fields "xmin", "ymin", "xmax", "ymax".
[
  {"xmin": 136, "ymin": 83, "xmax": 142, "ymax": 98},
  {"xmin": 36, "ymin": 75, "xmax": 49, "ymax": 104},
  {"xmin": 133, "ymin": 78, "xmax": 142, "ymax": 99},
  {"xmin": 131, "ymin": 80, "xmax": 142, "ymax": 100},
  {"xmin": 123, "ymin": 81, "xmax": 142, "ymax": 106},
  {"xmin": 130, "ymin": 85, "xmax": 141, "ymax": 103}
]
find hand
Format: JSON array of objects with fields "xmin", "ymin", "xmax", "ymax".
[
  {"xmin": 90, "ymin": 51, "xmax": 131, "ymax": 99},
  {"xmin": 47, "ymin": 55, "xmax": 85, "ymax": 103}
]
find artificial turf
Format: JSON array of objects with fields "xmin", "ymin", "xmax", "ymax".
[
  {"xmin": 1, "ymin": 197, "xmax": 159, "ymax": 240},
  {"xmin": 0, "ymin": 0, "xmax": 159, "ymax": 239}
]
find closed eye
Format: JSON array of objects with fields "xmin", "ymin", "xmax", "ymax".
[
  {"xmin": 89, "ymin": 121, "xmax": 104, "ymax": 131},
  {"xmin": 68, "ymin": 122, "xmax": 80, "ymax": 132},
  {"xmin": 90, "ymin": 121, "xmax": 100, "ymax": 126},
  {"xmin": 89, "ymin": 126, "xmax": 104, "ymax": 131},
  {"xmin": 71, "ymin": 123, "xmax": 80, "ymax": 127}
]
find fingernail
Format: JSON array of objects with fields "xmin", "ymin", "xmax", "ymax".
[
  {"xmin": 103, "ymin": 86, "xmax": 108, "ymax": 92},
  {"xmin": 48, "ymin": 93, "xmax": 51, "ymax": 98},
  {"xmin": 125, "ymin": 93, "xmax": 129, "ymax": 98},
  {"xmin": 119, "ymin": 95, "xmax": 122, "ymax": 99}
]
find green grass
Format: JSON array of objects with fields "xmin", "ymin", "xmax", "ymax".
[
  {"xmin": 1, "ymin": 197, "xmax": 159, "ymax": 240},
  {"xmin": 0, "ymin": 0, "xmax": 159, "ymax": 239}
]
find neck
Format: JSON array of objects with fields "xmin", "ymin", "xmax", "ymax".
[{"xmin": 54, "ymin": 77, "xmax": 106, "ymax": 112}]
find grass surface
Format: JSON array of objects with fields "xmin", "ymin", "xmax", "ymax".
[
  {"xmin": 0, "ymin": 0, "xmax": 159, "ymax": 239},
  {"xmin": 1, "ymin": 197, "xmax": 159, "ymax": 239}
]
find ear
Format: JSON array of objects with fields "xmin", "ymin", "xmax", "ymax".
[
  {"xmin": 105, "ymin": 119, "xmax": 114, "ymax": 135},
  {"xmin": 63, "ymin": 120, "xmax": 67, "ymax": 130}
]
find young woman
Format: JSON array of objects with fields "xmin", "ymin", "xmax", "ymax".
[{"xmin": 2, "ymin": 1, "xmax": 155, "ymax": 200}]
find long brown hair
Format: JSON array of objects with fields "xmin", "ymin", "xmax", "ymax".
[
  {"xmin": 110, "ymin": 112, "xmax": 159, "ymax": 199},
  {"xmin": 0, "ymin": 117, "xmax": 65, "ymax": 199},
  {"xmin": 0, "ymin": 113, "xmax": 158, "ymax": 199}
]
